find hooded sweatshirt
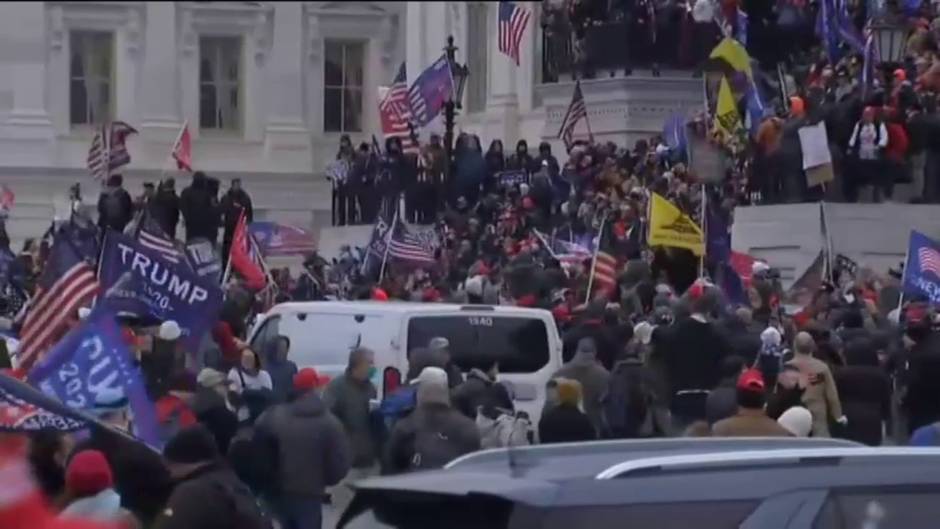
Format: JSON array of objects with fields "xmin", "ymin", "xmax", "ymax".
[{"xmin": 255, "ymin": 391, "xmax": 351, "ymax": 496}]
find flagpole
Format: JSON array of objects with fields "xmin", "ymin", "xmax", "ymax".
[
  {"xmin": 159, "ymin": 120, "xmax": 188, "ymax": 182},
  {"xmin": 700, "ymin": 185, "xmax": 707, "ymax": 279},
  {"xmin": 896, "ymin": 231, "xmax": 912, "ymax": 317},
  {"xmin": 584, "ymin": 213, "xmax": 609, "ymax": 304},
  {"xmin": 379, "ymin": 206, "xmax": 398, "ymax": 283}
]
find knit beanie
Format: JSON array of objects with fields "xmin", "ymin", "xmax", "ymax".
[
  {"xmin": 163, "ymin": 425, "xmax": 220, "ymax": 465},
  {"xmin": 65, "ymin": 450, "xmax": 113, "ymax": 497},
  {"xmin": 777, "ymin": 406, "xmax": 813, "ymax": 437}
]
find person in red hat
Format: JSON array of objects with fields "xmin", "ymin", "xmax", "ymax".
[
  {"xmin": 60, "ymin": 450, "xmax": 135, "ymax": 525},
  {"xmin": 254, "ymin": 367, "xmax": 349, "ymax": 529},
  {"xmin": 711, "ymin": 368, "xmax": 793, "ymax": 437},
  {"xmin": 0, "ymin": 434, "xmax": 117, "ymax": 529},
  {"xmin": 371, "ymin": 287, "xmax": 389, "ymax": 301}
]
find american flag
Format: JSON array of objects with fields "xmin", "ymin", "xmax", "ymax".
[
  {"xmin": 532, "ymin": 229, "xmax": 591, "ymax": 268},
  {"xmin": 588, "ymin": 220, "xmax": 618, "ymax": 296},
  {"xmin": 557, "ymin": 81, "xmax": 591, "ymax": 150},
  {"xmin": 172, "ymin": 121, "xmax": 192, "ymax": 172},
  {"xmin": 388, "ymin": 215, "xmax": 436, "ymax": 265},
  {"xmin": 134, "ymin": 212, "xmax": 182, "ymax": 264},
  {"xmin": 379, "ymin": 63, "xmax": 420, "ymax": 155},
  {"xmin": 408, "ymin": 54, "xmax": 454, "ymax": 128},
  {"xmin": 918, "ymin": 246, "xmax": 940, "ymax": 278},
  {"xmin": 16, "ymin": 226, "xmax": 99, "ymax": 372},
  {"xmin": 87, "ymin": 121, "xmax": 138, "ymax": 181},
  {"xmin": 498, "ymin": 2, "xmax": 532, "ymax": 66}
]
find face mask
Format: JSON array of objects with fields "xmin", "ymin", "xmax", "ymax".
[{"xmin": 367, "ymin": 366, "xmax": 378, "ymax": 380}]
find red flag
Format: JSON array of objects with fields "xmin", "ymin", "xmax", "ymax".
[
  {"xmin": 172, "ymin": 122, "xmax": 192, "ymax": 171},
  {"xmin": 0, "ymin": 185, "xmax": 14, "ymax": 214},
  {"xmin": 229, "ymin": 209, "xmax": 266, "ymax": 291}
]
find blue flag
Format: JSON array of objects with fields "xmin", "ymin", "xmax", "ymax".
[
  {"xmin": 407, "ymin": 54, "xmax": 455, "ymax": 127},
  {"xmin": 706, "ymin": 203, "xmax": 732, "ymax": 265},
  {"xmin": 903, "ymin": 230, "xmax": 940, "ymax": 304},
  {"xmin": 745, "ymin": 82, "xmax": 768, "ymax": 136},
  {"xmin": 27, "ymin": 308, "xmax": 161, "ymax": 447},
  {"xmin": 0, "ymin": 372, "xmax": 91, "ymax": 432},
  {"xmin": 98, "ymin": 231, "xmax": 224, "ymax": 349},
  {"xmin": 718, "ymin": 261, "xmax": 747, "ymax": 306},
  {"xmin": 663, "ymin": 114, "xmax": 689, "ymax": 162}
]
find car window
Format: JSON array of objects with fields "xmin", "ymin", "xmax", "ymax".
[
  {"xmin": 343, "ymin": 494, "xmax": 517, "ymax": 529},
  {"xmin": 249, "ymin": 315, "xmax": 281, "ymax": 356},
  {"xmin": 813, "ymin": 487, "xmax": 940, "ymax": 529},
  {"xmin": 542, "ymin": 501, "xmax": 759, "ymax": 529},
  {"xmin": 407, "ymin": 316, "xmax": 550, "ymax": 373}
]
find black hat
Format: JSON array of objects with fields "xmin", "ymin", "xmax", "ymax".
[{"xmin": 163, "ymin": 425, "xmax": 219, "ymax": 465}]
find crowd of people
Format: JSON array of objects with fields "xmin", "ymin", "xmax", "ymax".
[{"xmin": 7, "ymin": 2, "xmax": 940, "ymax": 529}]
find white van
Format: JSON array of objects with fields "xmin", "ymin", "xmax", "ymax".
[{"xmin": 247, "ymin": 301, "xmax": 563, "ymax": 420}]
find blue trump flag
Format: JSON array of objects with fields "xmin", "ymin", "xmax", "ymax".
[
  {"xmin": 902, "ymin": 230, "xmax": 940, "ymax": 304},
  {"xmin": 663, "ymin": 114, "xmax": 689, "ymax": 163},
  {"xmin": 407, "ymin": 54, "xmax": 454, "ymax": 127},
  {"xmin": 706, "ymin": 202, "xmax": 732, "ymax": 265},
  {"xmin": 0, "ymin": 372, "xmax": 91, "ymax": 432},
  {"xmin": 27, "ymin": 308, "xmax": 161, "ymax": 447},
  {"xmin": 98, "ymin": 230, "xmax": 224, "ymax": 349}
]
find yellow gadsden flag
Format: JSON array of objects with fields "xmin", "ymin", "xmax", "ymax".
[
  {"xmin": 713, "ymin": 76, "xmax": 742, "ymax": 140},
  {"xmin": 648, "ymin": 193, "xmax": 704, "ymax": 255},
  {"xmin": 709, "ymin": 37, "xmax": 752, "ymax": 79}
]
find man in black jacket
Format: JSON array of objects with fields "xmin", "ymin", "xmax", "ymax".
[
  {"xmin": 220, "ymin": 179, "xmax": 254, "ymax": 264},
  {"xmin": 96, "ymin": 174, "xmax": 134, "ymax": 233},
  {"xmin": 180, "ymin": 172, "xmax": 221, "ymax": 244},
  {"xmin": 151, "ymin": 178, "xmax": 181, "ymax": 238},
  {"xmin": 155, "ymin": 425, "xmax": 267, "ymax": 529},
  {"xmin": 563, "ymin": 301, "xmax": 618, "ymax": 369}
]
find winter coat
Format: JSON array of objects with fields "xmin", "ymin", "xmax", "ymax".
[
  {"xmin": 266, "ymin": 358, "xmax": 298, "ymax": 404},
  {"xmin": 220, "ymin": 189, "xmax": 253, "ymax": 238},
  {"xmin": 152, "ymin": 463, "xmax": 257, "ymax": 529},
  {"xmin": 96, "ymin": 186, "xmax": 134, "ymax": 233},
  {"xmin": 150, "ymin": 188, "xmax": 180, "ymax": 238},
  {"xmin": 255, "ymin": 391, "xmax": 351, "ymax": 496},
  {"xmin": 712, "ymin": 409, "xmax": 794, "ymax": 437},
  {"xmin": 324, "ymin": 373, "xmax": 378, "ymax": 468},
  {"xmin": 903, "ymin": 342, "xmax": 940, "ymax": 434},
  {"xmin": 383, "ymin": 402, "xmax": 481, "ymax": 474},
  {"xmin": 60, "ymin": 490, "xmax": 126, "ymax": 522},
  {"xmin": 179, "ymin": 175, "xmax": 220, "ymax": 242},
  {"xmin": 70, "ymin": 428, "xmax": 172, "ymax": 527},
  {"xmin": 785, "ymin": 355, "xmax": 843, "ymax": 437},
  {"xmin": 654, "ymin": 318, "xmax": 729, "ymax": 397},
  {"xmin": 562, "ymin": 320, "xmax": 618, "ymax": 369},
  {"xmin": 191, "ymin": 388, "xmax": 239, "ymax": 454},
  {"xmin": 452, "ymin": 369, "xmax": 515, "ymax": 419},
  {"xmin": 538, "ymin": 404, "xmax": 596, "ymax": 444},
  {"xmin": 454, "ymin": 148, "xmax": 486, "ymax": 202},
  {"xmin": 549, "ymin": 357, "xmax": 610, "ymax": 433},
  {"xmin": 705, "ymin": 379, "xmax": 738, "ymax": 426},
  {"xmin": 834, "ymin": 366, "xmax": 891, "ymax": 446}
]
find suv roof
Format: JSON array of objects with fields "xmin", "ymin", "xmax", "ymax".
[
  {"xmin": 444, "ymin": 437, "xmax": 862, "ymax": 481},
  {"xmin": 350, "ymin": 447, "xmax": 940, "ymax": 508}
]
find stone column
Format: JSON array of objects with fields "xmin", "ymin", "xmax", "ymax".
[
  {"xmin": 3, "ymin": 3, "xmax": 53, "ymax": 131},
  {"xmin": 140, "ymin": 2, "xmax": 180, "ymax": 134},
  {"xmin": 486, "ymin": 4, "xmax": 521, "ymax": 147},
  {"xmin": 264, "ymin": 2, "xmax": 311, "ymax": 169}
]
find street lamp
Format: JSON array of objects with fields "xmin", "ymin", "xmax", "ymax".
[
  {"xmin": 443, "ymin": 35, "xmax": 469, "ymax": 182},
  {"xmin": 870, "ymin": 18, "xmax": 908, "ymax": 66}
]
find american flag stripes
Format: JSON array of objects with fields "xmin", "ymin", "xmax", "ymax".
[
  {"xmin": 16, "ymin": 227, "xmax": 99, "ymax": 372},
  {"xmin": 592, "ymin": 250, "xmax": 618, "ymax": 291},
  {"xmin": 532, "ymin": 229, "xmax": 592, "ymax": 268},
  {"xmin": 918, "ymin": 246, "xmax": 940, "ymax": 278},
  {"xmin": 172, "ymin": 121, "xmax": 193, "ymax": 172},
  {"xmin": 388, "ymin": 216, "xmax": 436, "ymax": 265},
  {"xmin": 379, "ymin": 63, "xmax": 420, "ymax": 155},
  {"xmin": 87, "ymin": 121, "xmax": 138, "ymax": 181},
  {"xmin": 407, "ymin": 54, "xmax": 454, "ymax": 128},
  {"xmin": 135, "ymin": 213, "xmax": 182, "ymax": 264},
  {"xmin": 557, "ymin": 81, "xmax": 591, "ymax": 150},
  {"xmin": 498, "ymin": 2, "xmax": 532, "ymax": 66}
]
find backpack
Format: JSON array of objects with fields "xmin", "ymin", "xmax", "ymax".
[
  {"xmin": 476, "ymin": 410, "xmax": 531, "ymax": 449},
  {"xmin": 209, "ymin": 472, "xmax": 273, "ymax": 529},
  {"xmin": 409, "ymin": 429, "xmax": 466, "ymax": 470},
  {"xmin": 602, "ymin": 361, "xmax": 661, "ymax": 438}
]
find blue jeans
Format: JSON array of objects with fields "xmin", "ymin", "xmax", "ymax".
[{"xmin": 273, "ymin": 494, "xmax": 323, "ymax": 529}]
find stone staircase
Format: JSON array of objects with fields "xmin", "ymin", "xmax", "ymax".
[{"xmin": 1, "ymin": 169, "xmax": 333, "ymax": 252}]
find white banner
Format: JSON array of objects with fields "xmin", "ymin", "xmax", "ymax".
[{"xmin": 798, "ymin": 121, "xmax": 832, "ymax": 170}]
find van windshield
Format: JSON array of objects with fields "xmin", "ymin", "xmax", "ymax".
[{"xmin": 407, "ymin": 316, "xmax": 549, "ymax": 373}]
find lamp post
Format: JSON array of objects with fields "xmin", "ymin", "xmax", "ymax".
[
  {"xmin": 443, "ymin": 35, "xmax": 469, "ymax": 184},
  {"xmin": 870, "ymin": 9, "xmax": 908, "ymax": 75}
]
